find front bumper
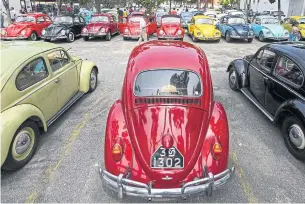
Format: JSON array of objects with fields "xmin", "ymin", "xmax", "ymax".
[
  {"xmin": 82, "ymin": 32, "xmax": 107, "ymax": 37},
  {"xmin": 230, "ymin": 35, "xmax": 254, "ymax": 39},
  {"xmin": 100, "ymin": 167, "xmax": 235, "ymax": 199},
  {"xmin": 265, "ymin": 36, "xmax": 289, "ymax": 40},
  {"xmin": 123, "ymin": 34, "xmax": 140, "ymax": 39},
  {"xmin": 158, "ymin": 35, "xmax": 183, "ymax": 40},
  {"xmin": 41, "ymin": 35, "xmax": 67, "ymax": 41},
  {"xmin": 1, "ymin": 36, "xmax": 28, "ymax": 40},
  {"xmin": 196, "ymin": 36, "xmax": 221, "ymax": 41}
]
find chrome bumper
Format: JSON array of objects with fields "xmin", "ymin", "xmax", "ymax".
[
  {"xmin": 158, "ymin": 36, "xmax": 183, "ymax": 40},
  {"xmin": 266, "ymin": 36, "xmax": 289, "ymax": 40},
  {"xmin": 230, "ymin": 35, "xmax": 254, "ymax": 39},
  {"xmin": 81, "ymin": 33, "xmax": 107, "ymax": 37},
  {"xmin": 196, "ymin": 37, "xmax": 221, "ymax": 41},
  {"xmin": 100, "ymin": 167, "xmax": 234, "ymax": 199},
  {"xmin": 1, "ymin": 36, "xmax": 28, "ymax": 40},
  {"xmin": 41, "ymin": 35, "xmax": 67, "ymax": 40}
]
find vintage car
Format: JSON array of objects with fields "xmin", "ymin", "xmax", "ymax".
[
  {"xmin": 156, "ymin": 11, "xmax": 168, "ymax": 27},
  {"xmin": 282, "ymin": 16, "xmax": 305, "ymax": 40},
  {"xmin": 180, "ymin": 12, "xmax": 193, "ymax": 31},
  {"xmin": 250, "ymin": 16, "xmax": 289, "ymax": 41},
  {"xmin": 157, "ymin": 15, "xmax": 184, "ymax": 40},
  {"xmin": 41, "ymin": 15, "xmax": 85, "ymax": 42},
  {"xmin": 0, "ymin": 13, "xmax": 52, "ymax": 41},
  {"xmin": 81, "ymin": 13, "xmax": 119, "ymax": 41},
  {"xmin": 188, "ymin": 15, "xmax": 221, "ymax": 42},
  {"xmin": 218, "ymin": 15, "xmax": 254, "ymax": 43},
  {"xmin": 100, "ymin": 41, "xmax": 234, "ymax": 199},
  {"xmin": 120, "ymin": 15, "xmax": 157, "ymax": 40},
  {"xmin": 78, "ymin": 9, "xmax": 95, "ymax": 24},
  {"xmin": 0, "ymin": 41, "xmax": 98, "ymax": 171},
  {"xmin": 227, "ymin": 42, "xmax": 305, "ymax": 160}
]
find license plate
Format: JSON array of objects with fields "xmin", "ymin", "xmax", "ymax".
[{"xmin": 151, "ymin": 146, "xmax": 184, "ymax": 169}]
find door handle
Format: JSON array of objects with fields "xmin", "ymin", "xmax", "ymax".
[{"xmin": 55, "ymin": 78, "xmax": 60, "ymax": 83}]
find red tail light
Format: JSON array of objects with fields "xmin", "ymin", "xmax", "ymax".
[
  {"xmin": 112, "ymin": 139, "xmax": 124, "ymax": 162},
  {"xmin": 211, "ymin": 139, "xmax": 222, "ymax": 161}
]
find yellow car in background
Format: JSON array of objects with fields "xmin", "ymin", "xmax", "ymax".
[
  {"xmin": 282, "ymin": 16, "xmax": 305, "ymax": 40},
  {"xmin": 188, "ymin": 15, "xmax": 221, "ymax": 42}
]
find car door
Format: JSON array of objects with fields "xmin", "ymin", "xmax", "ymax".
[
  {"xmin": 118, "ymin": 17, "xmax": 127, "ymax": 33},
  {"xmin": 36, "ymin": 16, "xmax": 46, "ymax": 35},
  {"xmin": 251, "ymin": 17, "xmax": 261, "ymax": 36},
  {"xmin": 249, "ymin": 48, "xmax": 277, "ymax": 106},
  {"xmin": 188, "ymin": 17, "xmax": 194, "ymax": 34},
  {"xmin": 44, "ymin": 15, "xmax": 52, "ymax": 27},
  {"xmin": 15, "ymin": 56, "xmax": 59, "ymax": 121},
  {"xmin": 46, "ymin": 49, "xmax": 79, "ymax": 109},
  {"xmin": 149, "ymin": 17, "xmax": 157, "ymax": 34},
  {"xmin": 73, "ymin": 16, "xmax": 82, "ymax": 35},
  {"xmin": 110, "ymin": 15, "xmax": 118, "ymax": 33},
  {"xmin": 265, "ymin": 55, "xmax": 305, "ymax": 115}
]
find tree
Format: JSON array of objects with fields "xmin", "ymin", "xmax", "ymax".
[
  {"xmin": 134, "ymin": 0, "xmax": 166, "ymax": 14},
  {"xmin": 2, "ymin": 0, "xmax": 11, "ymax": 24}
]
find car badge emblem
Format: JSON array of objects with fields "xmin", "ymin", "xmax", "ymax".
[{"xmin": 162, "ymin": 175, "xmax": 173, "ymax": 180}]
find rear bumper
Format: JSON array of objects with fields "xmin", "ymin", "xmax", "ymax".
[
  {"xmin": 123, "ymin": 34, "xmax": 140, "ymax": 39},
  {"xmin": 41, "ymin": 35, "xmax": 67, "ymax": 41},
  {"xmin": 81, "ymin": 32, "xmax": 107, "ymax": 37},
  {"xmin": 100, "ymin": 167, "xmax": 235, "ymax": 199},
  {"xmin": 1, "ymin": 36, "xmax": 28, "ymax": 40}
]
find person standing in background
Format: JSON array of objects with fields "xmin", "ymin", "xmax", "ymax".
[
  {"xmin": 0, "ymin": 9, "xmax": 6, "ymax": 28},
  {"xmin": 117, "ymin": 8, "xmax": 123, "ymax": 22},
  {"xmin": 290, "ymin": 21, "xmax": 300, "ymax": 41},
  {"xmin": 123, "ymin": 9, "xmax": 128, "ymax": 18},
  {"xmin": 10, "ymin": 7, "xmax": 16, "ymax": 23},
  {"xmin": 171, "ymin": 8, "xmax": 177, "ymax": 15},
  {"xmin": 137, "ymin": 17, "xmax": 149, "ymax": 45},
  {"xmin": 129, "ymin": 6, "xmax": 133, "ymax": 15}
]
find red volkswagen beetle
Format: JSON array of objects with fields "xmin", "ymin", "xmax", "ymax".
[
  {"xmin": 157, "ymin": 15, "xmax": 184, "ymax": 40},
  {"xmin": 81, "ymin": 13, "xmax": 119, "ymax": 41},
  {"xmin": 1, "ymin": 13, "xmax": 52, "ymax": 41},
  {"xmin": 100, "ymin": 41, "xmax": 234, "ymax": 200}
]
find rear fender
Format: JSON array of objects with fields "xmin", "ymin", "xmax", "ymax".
[
  {"xmin": 79, "ymin": 60, "xmax": 98, "ymax": 93},
  {"xmin": 227, "ymin": 59, "xmax": 248, "ymax": 89},
  {"xmin": 1, "ymin": 104, "xmax": 47, "ymax": 166}
]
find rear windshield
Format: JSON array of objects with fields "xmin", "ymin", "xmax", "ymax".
[{"xmin": 134, "ymin": 69, "xmax": 202, "ymax": 97}]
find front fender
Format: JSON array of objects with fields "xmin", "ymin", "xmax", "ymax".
[
  {"xmin": 1, "ymin": 104, "xmax": 47, "ymax": 166},
  {"xmin": 274, "ymin": 100, "xmax": 305, "ymax": 127},
  {"xmin": 79, "ymin": 60, "xmax": 98, "ymax": 93},
  {"xmin": 227, "ymin": 59, "xmax": 248, "ymax": 89}
]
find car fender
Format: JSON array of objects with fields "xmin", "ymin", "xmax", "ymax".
[
  {"xmin": 274, "ymin": 99, "xmax": 305, "ymax": 127},
  {"xmin": 1, "ymin": 104, "xmax": 47, "ymax": 166},
  {"xmin": 227, "ymin": 59, "xmax": 248, "ymax": 89},
  {"xmin": 79, "ymin": 60, "xmax": 98, "ymax": 93}
]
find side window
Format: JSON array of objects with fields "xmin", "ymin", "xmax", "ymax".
[
  {"xmin": 74, "ymin": 16, "xmax": 80, "ymax": 23},
  {"xmin": 79, "ymin": 16, "xmax": 84, "ymax": 23},
  {"xmin": 45, "ymin": 16, "xmax": 52, "ymax": 22},
  {"xmin": 47, "ymin": 50, "xmax": 70, "ymax": 72},
  {"xmin": 274, "ymin": 56, "xmax": 304, "ymax": 86},
  {"xmin": 16, "ymin": 58, "xmax": 48, "ymax": 90},
  {"xmin": 37, "ymin": 17, "xmax": 44, "ymax": 23},
  {"xmin": 256, "ymin": 49, "xmax": 276, "ymax": 71},
  {"xmin": 256, "ymin": 18, "xmax": 261, "ymax": 24}
]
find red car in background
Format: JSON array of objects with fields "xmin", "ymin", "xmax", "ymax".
[
  {"xmin": 157, "ymin": 15, "xmax": 184, "ymax": 40},
  {"xmin": 81, "ymin": 13, "xmax": 119, "ymax": 41},
  {"xmin": 1, "ymin": 13, "xmax": 52, "ymax": 41},
  {"xmin": 100, "ymin": 41, "xmax": 234, "ymax": 200},
  {"xmin": 120, "ymin": 14, "xmax": 157, "ymax": 40}
]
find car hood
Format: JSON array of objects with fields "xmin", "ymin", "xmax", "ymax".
[
  {"xmin": 127, "ymin": 106, "xmax": 208, "ymax": 185},
  {"xmin": 228, "ymin": 24, "xmax": 250, "ymax": 34},
  {"xmin": 262, "ymin": 24, "xmax": 285, "ymax": 33},
  {"xmin": 126, "ymin": 22, "xmax": 141, "ymax": 35},
  {"xmin": 299, "ymin": 24, "xmax": 305, "ymax": 29},
  {"xmin": 86, "ymin": 22, "xmax": 108, "ymax": 32},
  {"xmin": 161, "ymin": 23, "xmax": 181, "ymax": 35},
  {"xmin": 195, "ymin": 24, "xmax": 216, "ymax": 34},
  {"xmin": 4, "ymin": 22, "xmax": 33, "ymax": 36},
  {"xmin": 45, "ymin": 24, "xmax": 72, "ymax": 35}
]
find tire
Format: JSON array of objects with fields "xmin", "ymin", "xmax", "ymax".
[
  {"xmin": 282, "ymin": 117, "xmax": 305, "ymax": 160},
  {"xmin": 83, "ymin": 36, "xmax": 89, "ymax": 41},
  {"xmin": 228, "ymin": 67, "xmax": 239, "ymax": 91},
  {"xmin": 179, "ymin": 38, "xmax": 183, "ymax": 41},
  {"xmin": 192, "ymin": 33, "xmax": 197, "ymax": 42},
  {"xmin": 2, "ymin": 121, "xmax": 39, "ymax": 171},
  {"xmin": 247, "ymin": 38, "xmax": 253, "ymax": 43},
  {"xmin": 259, "ymin": 32, "xmax": 265, "ymax": 42},
  {"xmin": 29, "ymin": 31, "xmax": 38, "ymax": 41},
  {"xmin": 123, "ymin": 37, "xmax": 127, "ymax": 40},
  {"xmin": 88, "ymin": 68, "xmax": 98, "ymax": 93},
  {"xmin": 44, "ymin": 39, "xmax": 51, "ymax": 42},
  {"xmin": 67, "ymin": 31, "xmax": 75, "ymax": 43},
  {"xmin": 225, "ymin": 32, "xmax": 231, "ymax": 42},
  {"xmin": 215, "ymin": 39, "xmax": 221, "ymax": 43},
  {"xmin": 106, "ymin": 32, "xmax": 111, "ymax": 41}
]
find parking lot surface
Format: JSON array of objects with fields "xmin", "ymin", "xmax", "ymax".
[{"xmin": 1, "ymin": 35, "xmax": 305, "ymax": 203}]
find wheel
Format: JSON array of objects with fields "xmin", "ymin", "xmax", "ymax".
[
  {"xmin": 215, "ymin": 39, "xmax": 221, "ymax": 43},
  {"xmin": 2, "ymin": 121, "xmax": 39, "ymax": 171},
  {"xmin": 192, "ymin": 33, "xmax": 197, "ymax": 42},
  {"xmin": 259, "ymin": 32, "xmax": 265, "ymax": 42},
  {"xmin": 44, "ymin": 39, "xmax": 51, "ymax": 42},
  {"xmin": 228, "ymin": 67, "xmax": 239, "ymax": 91},
  {"xmin": 282, "ymin": 117, "xmax": 305, "ymax": 160},
  {"xmin": 106, "ymin": 32, "xmax": 111, "ymax": 41},
  {"xmin": 83, "ymin": 36, "xmax": 89, "ymax": 41},
  {"xmin": 67, "ymin": 31, "xmax": 75, "ymax": 43},
  {"xmin": 247, "ymin": 38, "xmax": 253, "ymax": 43},
  {"xmin": 225, "ymin": 32, "xmax": 231, "ymax": 42},
  {"xmin": 88, "ymin": 68, "xmax": 98, "ymax": 93},
  {"xmin": 29, "ymin": 31, "xmax": 38, "ymax": 41},
  {"xmin": 179, "ymin": 38, "xmax": 183, "ymax": 41}
]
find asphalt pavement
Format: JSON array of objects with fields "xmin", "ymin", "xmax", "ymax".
[{"xmin": 1, "ymin": 35, "xmax": 305, "ymax": 203}]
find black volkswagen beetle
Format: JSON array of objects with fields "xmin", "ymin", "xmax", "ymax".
[
  {"xmin": 227, "ymin": 42, "xmax": 305, "ymax": 160},
  {"xmin": 41, "ymin": 15, "xmax": 85, "ymax": 42}
]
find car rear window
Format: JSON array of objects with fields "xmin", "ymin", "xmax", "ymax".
[{"xmin": 134, "ymin": 69, "xmax": 202, "ymax": 97}]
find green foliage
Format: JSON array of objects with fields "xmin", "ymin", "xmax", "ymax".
[
  {"xmin": 134, "ymin": 0, "xmax": 166, "ymax": 13},
  {"xmin": 220, "ymin": 0, "xmax": 240, "ymax": 7}
]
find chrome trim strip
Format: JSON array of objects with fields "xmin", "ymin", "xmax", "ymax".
[{"xmin": 241, "ymin": 88, "xmax": 274, "ymax": 122}]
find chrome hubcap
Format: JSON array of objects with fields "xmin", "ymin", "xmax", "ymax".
[
  {"xmin": 15, "ymin": 132, "xmax": 31, "ymax": 155},
  {"xmin": 289, "ymin": 124, "xmax": 305, "ymax": 149},
  {"xmin": 31, "ymin": 33, "xmax": 36, "ymax": 40},
  {"xmin": 69, "ymin": 33, "xmax": 74, "ymax": 41},
  {"xmin": 90, "ymin": 71, "xmax": 96, "ymax": 88},
  {"xmin": 230, "ymin": 71, "xmax": 236, "ymax": 84}
]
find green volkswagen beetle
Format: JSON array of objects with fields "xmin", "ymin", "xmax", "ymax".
[{"xmin": 1, "ymin": 41, "xmax": 98, "ymax": 171}]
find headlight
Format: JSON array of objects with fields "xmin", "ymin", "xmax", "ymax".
[
  {"xmin": 177, "ymin": 30, "xmax": 182, "ymax": 35},
  {"xmin": 284, "ymin": 31, "xmax": 289, "ymax": 36},
  {"xmin": 82, "ymin": 28, "xmax": 88, "ymax": 33},
  {"xmin": 21, "ymin": 30, "xmax": 26, "ymax": 36},
  {"xmin": 266, "ymin": 31, "xmax": 271, "ymax": 35},
  {"xmin": 159, "ymin": 30, "xmax": 164, "ymax": 35},
  {"xmin": 100, "ymin": 28, "xmax": 106, "ymax": 33},
  {"xmin": 1, "ymin": 29, "xmax": 6, "ymax": 35},
  {"xmin": 197, "ymin": 32, "xmax": 201, "ymax": 36},
  {"xmin": 249, "ymin": 30, "xmax": 254, "ymax": 35},
  {"xmin": 42, "ymin": 29, "xmax": 46, "ymax": 35},
  {"xmin": 230, "ymin": 30, "xmax": 237, "ymax": 36},
  {"xmin": 124, "ymin": 28, "xmax": 129, "ymax": 33},
  {"xmin": 215, "ymin": 32, "xmax": 220, "ymax": 36},
  {"xmin": 61, "ymin": 30, "xmax": 66, "ymax": 35}
]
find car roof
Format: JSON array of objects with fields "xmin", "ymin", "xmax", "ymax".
[
  {"xmin": 291, "ymin": 16, "xmax": 305, "ymax": 19},
  {"xmin": 193, "ymin": 15, "xmax": 210, "ymax": 19},
  {"xmin": 19, "ymin": 13, "xmax": 46, "ymax": 17},
  {"xmin": 0, "ymin": 41, "xmax": 59, "ymax": 90},
  {"xmin": 269, "ymin": 42, "xmax": 305, "ymax": 69}
]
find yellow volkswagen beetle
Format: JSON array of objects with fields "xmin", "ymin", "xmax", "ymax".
[
  {"xmin": 188, "ymin": 15, "xmax": 221, "ymax": 42},
  {"xmin": 282, "ymin": 16, "xmax": 305, "ymax": 40},
  {"xmin": 1, "ymin": 41, "xmax": 98, "ymax": 171}
]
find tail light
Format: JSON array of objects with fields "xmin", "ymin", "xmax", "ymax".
[
  {"xmin": 211, "ymin": 138, "xmax": 222, "ymax": 161},
  {"xmin": 112, "ymin": 139, "xmax": 124, "ymax": 162}
]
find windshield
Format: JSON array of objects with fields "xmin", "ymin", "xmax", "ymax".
[
  {"xmin": 228, "ymin": 17, "xmax": 246, "ymax": 25},
  {"xmin": 156, "ymin": 12, "xmax": 167, "ymax": 17},
  {"xmin": 298, "ymin": 18, "xmax": 305, "ymax": 24},
  {"xmin": 162, "ymin": 17, "xmax": 180, "ymax": 24},
  {"xmin": 90, "ymin": 16, "xmax": 109, "ymax": 23},
  {"xmin": 272, "ymin": 11, "xmax": 284, "ymax": 15},
  {"xmin": 229, "ymin": 12, "xmax": 244, "ymax": 16},
  {"xmin": 54, "ymin": 16, "xmax": 73, "ymax": 24},
  {"xmin": 262, "ymin": 18, "xmax": 279, "ymax": 24},
  {"xmin": 195, "ymin": 18, "xmax": 213, "ymax": 25},
  {"xmin": 129, "ymin": 17, "xmax": 142, "ymax": 23},
  {"xmin": 134, "ymin": 70, "xmax": 202, "ymax": 97},
  {"xmin": 15, "ymin": 16, "xmax": 35, "ymax": 23}
]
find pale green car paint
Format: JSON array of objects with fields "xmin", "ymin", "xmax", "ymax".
[{"xmin": 1, "ymin": 41, "xmax": 98, "ymax": 167}]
